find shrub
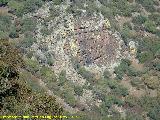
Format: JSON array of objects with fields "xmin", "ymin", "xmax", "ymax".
[
  {"xmin": 77, "ymin": 67, "xmax": 95, "ymax": 83},
  {"xmin": 100, "ymin": 5, "xmax": 114, "ymax": 19},
  {"xmin": 63, "ymin": 91, "xmax": 77, "ymax": 107},
  {"xmin": 8, "ymin": 0, "xmax": 23, "ymax": 15},
  {"xmin": 148, "ymin": 13, "xmax": 160, "ymax": 25},
  {"xmin": 112, "ymin": 85, "xmax": 129, "ymax": 97},
  {"xmin": 53, "ymin": 0, "xmax": 62, "ymax": 5},
  {"xmin": 0, "ymin": 0, "xmax": 9, "ymax": 6},
  {"xmin": 0, "ymin": 15, "xmax": 11, "ymax": 29},
  {"xmin": 137, "ymin": 51, "xmax": 154, "ymax": 63},
  {"xmin": 123, "ymin": 22, "xmax": 132, "ymax": 30},
  {"xmin": 144, "ymin": 20, "xmax": 157, "ymax": 33},
  {"xmin": 58, "ymin": 70, "xmax": 67, "ymax": 86},
  {"xmin": 9, "ymin": 31, "xmax": 19, "ymax": 38},
  {"xmin": 143, "ymin": 74, "xmax": 159, "ymax": 89},
  {"xmin": 125, "ymin": 95, "xmax": 138, "ymax": 107},
  {"xmin": 126, "ymin": 66, "xmax": 139, "ymax": 77},
  {"xmin": 103, "ymin": 69, "xmax": 111, "ymax": 79},
  {"xmin": 104, "ymin": 95, "xmax": 124, "ymax": 108},
  {"xmin": 21, "ymin": 18, "xmax": 37, "ymax": 33},
  {"xmin": 0, "ymin": 31, "xmax": 8, "ymax": 39},
  {"xmin": 40, "ymin": 66, "xmax": 53, "ymax": 78},
  {"xmin": 74, "ymin": 86, "xmax": 83, "ymax": 96},
  {"xmin": 25, "ymin": 58, "xmax": 40, "ymax": 73},
  {"xmin": 147, "ymin": 105, "xmax": 160, "ymax": 120},
  {"xmin": 20, "ymin": 36, "xmax": 37, "ymax": 48},
  {"xmin": 18, "ymin": 0, "xmax": 43, "ymax": 16},
  {"xmin": 132, "ymin": 15, "xmax": 147, "ymax": 25},
  {"xmin": 120, "ymin": 27, "xmax": 132, "ymax": 43},
  {"xmin": 114, "ymin": 59, "xmax": 131, "ymax": 80},
  {"xmin": 130, "ymin": 77, "xmax": 144, "ymax": 89}
]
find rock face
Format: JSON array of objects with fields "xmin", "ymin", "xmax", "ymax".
[
  {"xmin": 62, "ymin": 15, "xmax": 127, "ymax": 69},
  {"xmin": 74, "ymin": 18, "xmax": 120, "ymax": 66}
]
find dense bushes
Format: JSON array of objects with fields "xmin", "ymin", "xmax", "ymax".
[
  {"xmin": 8, "ymin": 0, "xmax": 43, "ymax": 16},
  {"xmin": 136, "ymin": 0, "xmax": 156, "ymax": 12},
  {"xmin": 137, "ymin": 37, "xmax": 160, "ymax": 63},
  {"xmin": 0, "ymin": 15, "xmax": 12, "ymax": 39},
  {"xmin": 100, "ymin": 0, "xmax": 133, "ymax": 17},
  {"xmin": 1, "ymin": 40, "xmax": 63, "ymax": 116}
]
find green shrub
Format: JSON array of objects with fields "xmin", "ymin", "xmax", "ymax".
[
  {"xmin": 125, "ymin": 95, "xmax": 138, "ymax": 107},
  {"xmin": 123, "ymin": 22, "xmax": 132, "ymax": 30},
  {"xmin": 112, "ymin": 85, "xmax": 129, "ymax": 97},
  {"xmin": 0, "ymin": 15, "xmax": 11, "ymax": 28},
  {"xmin": 114, "ymin": 59, "xmax": 131, "ymax": 80},
  {"xmin": 77, "ymin": 67, "xmax": 95, "ymax": 83},
  {"xmin": 138, "ymin": 96, "xmax": 159, "ymax": 112},
  {"xmin": 144, "ymin": 20, "xmax": 157, "ymax": 33},
  {"xmin": 25, "ymin": 58, "xmax": 40, "ymax": 73},
  {"xmin": 53, "ymin": 0, "xmax": 62, "ymax": 5},
  {"xmin": 21, "ymin": 18, "xmax": 37, "ymax": 33},
  {"xmin": 0, "ymin": 31, "xmax": 8, "ymax": 39},
  {"xmin": 137, "ymin": 51, "xmax": 154, "ymax": 63},
  {"xmin": 58, "ymin": 70, "xmax": 67, "ymax": 86},
  {"xmin": 148, "ymin": 105, "xmax": 160, "ymax": 120},
  {"xmin": 120, "ymin": 27, "xmax": 132, "ymax": 43},
  {"xmin": 148, "ymin": 13, "xmax": 160, "ymax": 25},
  {"xmin": 103, "ymin": 69, "xmax": 111, "ymax": 79},
  {"xmin": 100, "ymin": 5, "xmax": 114, "ymax": 19},
  {"xmin": 40, "ymin": 66, "xmax": 53, "ymax": 78},
  {"xmin": 8, "ymin": 0, "xmax": 23, "ymax": 14},
  {"xmin": 20, "ymin": 36, "xmax": 37, "ymax": 48},
  {"xmin": 63, "ymin": 91, "xmax": 77, "ymax": 107},
  {"xmin": 0, "ymin": 0, "xmax": 9, "ymax": 6},
  {"xmin": 74, "ymin": 86, "xmax": 83, "ymax": 96},
  {"xmin": 126, "ymin": 66, "xmax": 139, "ymax": 77},
  {"xmin": 104, "ymin": 95, "xmax": 124, "ymax": 108},
  {"xmin": 17, "ymin": 0, "xmax": 43, "ymax": 16},
  {"xmin": 126, "ymin": 111, "xmax": 144, "ymax": 120},
  {"xmin": 132, "ymin": 15, "xmax": 147, "ymax": 25}
]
